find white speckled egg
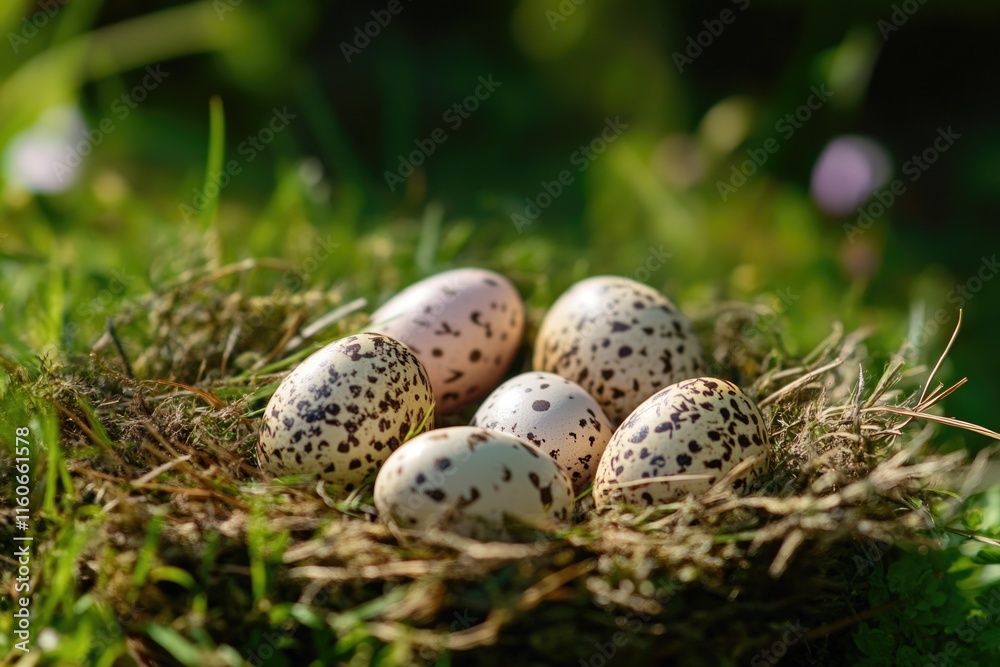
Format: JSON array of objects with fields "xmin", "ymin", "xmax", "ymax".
[
  {"xmin": 470, "ymin": 372, "xmax": 612, "ymax": 491},
  {"xmin": 367, "ymin": 268, "xmax": 525, "ymax": 416},
  {"xmin": 374, "ymin": 426, "xmax": 574, "ymax": 540},
  {"xmin": 533, "ymin": 276, "xmax": 704, "ymax": 424},
  {"xmin": 593, "ymin": 377, "xmax": 769, "ymax": 508},
  {"xmin": 257, "ymin": 333, "xmax": 434, "ymax": 492}
]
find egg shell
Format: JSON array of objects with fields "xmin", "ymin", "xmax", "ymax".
[
  {"xmin": 533, "ymin": 276, "xmax": 704, "ymax": 424},
  {"xmin": 593, "ymin": 377, "xmax": 768, "ymax": 508},
  {"xmin": 367, "ymin": 268, "xmax": 525, "ymax": 415},
  {"xmin": 470, "ymin": 372, "xmax": 612, "ymax": 491},
  {"xmin": 257, "ymin": 333, "xmax": 434, "ymax": 492},
  {"xmin": 374, "ymin": 426, "xmax": 574, "ymax": 540}
]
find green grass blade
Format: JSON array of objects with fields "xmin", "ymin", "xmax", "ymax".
[
  {"xmin": 41, "ymin": 403, "xmax": 71, "ymax": 515},
  {"xmin": 131, "ymin": 515, "xmax": 164, "ymax": 593},
  {"xmin": 46, "ymin": 253, "xmax": 66, "ymax": 352},
  {"xmin": 200, "ymin": 95, "xmax": 226, "ymax": 232},
  {"xmin": 147, "ymin": 624, "xmax": 205, "ymax": 667},
  {"xmin": 416, "ymin": 202, "xmax": 443, "ymax": 275}
]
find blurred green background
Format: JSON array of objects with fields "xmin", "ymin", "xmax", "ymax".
[{"xmin": 1, "ymin": 0, "xmax": 998, "ymax": 445}]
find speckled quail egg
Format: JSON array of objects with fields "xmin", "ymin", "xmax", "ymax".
[
  {"xmin": 470, "ymin": 372, "xmax": 612, "ymax": 491},
  {"xmin": 374, "ymin": 426, "xmax": 574, "ymax": 540},
  {"xmin": 593, "ymin": 377, "xmax": 768, "ymax": 508},
  {"xmin": 367, "ymin": 268, "xmax": 525, "ymax": 416},
  {"xmin": 534, "ymin": 276, "xmax": 704, "ymax": 424},
  {"xmin": 257, "ymin": 333, "xmax": 434, "ymax": 492}
]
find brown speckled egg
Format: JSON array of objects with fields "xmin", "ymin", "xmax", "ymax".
[
  {"xmin": 593, "ymin": 377, "xmax": 769, "ymax": 508},
  {"xmin": 373, "ymin": 426, "xmax": 574, "ymax": 540},
  {"xmin": 533, "ymin": 276, "xmax": 703, "ymax": 424},
  {"xmin": 470, "ymin": 372, "xmax": 612, "ymax": 491},
  {"xmin": 367, "ymin": 268, "xmax": 525, "ymax": 416},
  {"xmin": 257, "ymin": 333, "xmax": 434, "ymax": 492}
]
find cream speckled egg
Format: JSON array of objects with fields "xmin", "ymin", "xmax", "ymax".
[
  {"xmin": 257, "ymin": 333, "xmax": 434, "ymax": 492},
  {"xmin": 367, "ymin": 268, "xmax": 525, "ymax": 415},
  {"xmin": 470, "ymin": 372, "xmax": 612, "ymax": 491},
  {"xmin": 374, "ymin": 426, "xmax": 574, "ymax": 540},
  {"xmin": 533, "ymin": 276, "xmax": 703, "ymax": 424},
  {"xmin": 593, "ymin": 377, "xmax": 769, "ymax": 508}
]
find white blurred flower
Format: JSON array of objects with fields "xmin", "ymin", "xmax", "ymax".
[
  {"xmin": 3, "ymin": 105, "xmax": 86, "ymax": 194},
  {"xmin": 38, "ymin": 627, "xmax": 61, "ymax": 651}
]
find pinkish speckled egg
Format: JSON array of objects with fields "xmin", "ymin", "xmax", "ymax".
[{"xmin": 367, "ymin": 268, "xmax": 524, "ymax": 415}]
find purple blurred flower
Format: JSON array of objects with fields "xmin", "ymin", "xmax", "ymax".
[{"xmin": 810, "ymin": 135, "xmax": 891, "ymax": 217}]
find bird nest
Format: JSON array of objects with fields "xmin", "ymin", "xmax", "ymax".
[{"xmin": 2, "ymin": 273, "xmax": 996, "ymax": 667}]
